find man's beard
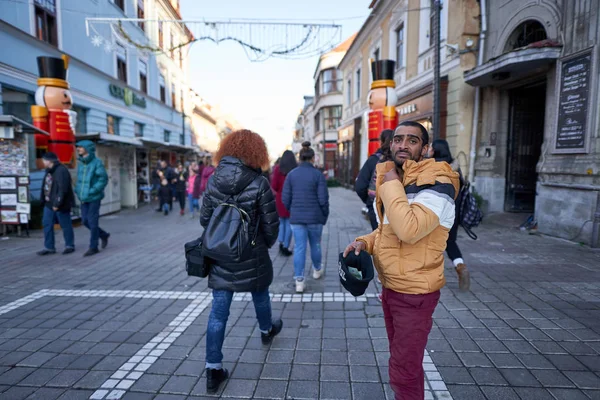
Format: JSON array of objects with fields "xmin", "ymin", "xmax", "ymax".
[{"xmin": 393, "ymin": 151, "xmax": 412, "ymax": 168}]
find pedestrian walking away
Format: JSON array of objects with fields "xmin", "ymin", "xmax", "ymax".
[
  {"xmin": 344, "ymin": 121, "xmax": 459, "ymax": 400},
  {"xmin": 187, "ymin": 162, "xmax": 201, "ymax": 218},
  {"xmin": 74, "ymin": 140, "xmax": 110, "ymax": 257},
  {"xmin": 37, "ymin": 152, "xmax": 75, "ymax": 256},
  {"xmin": 355, "ymin": 129, "xmax": 394, "ymax": 231},
  {"xmin": 432, "ymin": 139, "xmax": 471, "ymax": 292},
  {"xmin": 271, "ymin": 149, "xmax": 297, "ymax": 257},
  {"xmin": 199, "ymin": 158, "xmax": 215, "ymax": 197},
  {"xmin": 200, "ymin": 129, "xmax": 282, "ymax": 394},
  {"xmin": 174, "ymin": 163, "xmax": 187, "ymax": 216},
  {"xmin": 282, "ymin": 141, "xmax": 329, "ymax": 293}
]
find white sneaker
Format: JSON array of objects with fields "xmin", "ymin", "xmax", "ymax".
[
  {"xmin": 312, "ymin": 268, "xmax": 323, "ymax": 280},
  {"xmin": 295, "ymin": 279, "xmax": 305, "ymax": 293}
]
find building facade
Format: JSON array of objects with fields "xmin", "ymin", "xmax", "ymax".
[
  {"xmin": 0, "ymin": 0, "xmax": 197, "ymax": 216},
  {"xmin": 293, "ymin": 96, "xmax": 315, "ymax": 159},
  {"xmin": 465, "ymin": 0, "xmax": 600, "ymax": 245},
  {"xmin": 337, "ymin": 0, "xmax": 480, "ymax": 185}
]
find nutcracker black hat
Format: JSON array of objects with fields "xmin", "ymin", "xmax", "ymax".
[
  {"xmin": 37, "ymin": 55, "xmax": 70, "ymax": 89},
  {"xmin": 338, "ymin": 250, "xmax": 375, "ymax": 297},
  {"xmin": 371, "ymin": 59, "xmax": 396, "ymax": 89}
]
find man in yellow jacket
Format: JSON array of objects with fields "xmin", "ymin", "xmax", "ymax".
[{"xmin": 344, "ymin": 120, "xmax": 460, "ymax": 400}]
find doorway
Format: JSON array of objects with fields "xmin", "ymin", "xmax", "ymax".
[{"xmin": 505, "ymin": 81, "xmax": 546, "ymax": 212}]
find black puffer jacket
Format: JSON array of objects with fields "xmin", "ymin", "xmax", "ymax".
[{"xmin": 200, "ymin": 156, "xmax": 279, "ymax": 292}]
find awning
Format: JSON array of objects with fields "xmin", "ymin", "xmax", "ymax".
[
  {"xmin": 75, "ymin": 133, "xmax": 142, "ymax": 147},
  {"xmin": 139, "ymin": 138, "xmax": 197, "ymax": 153},
  {"xmin": 464, "ymin": 46, "xmax": 562, "ymax": 87},
  {"xmin": 0, "ymin": 115, "xmax": 50, "ymax": 136}
]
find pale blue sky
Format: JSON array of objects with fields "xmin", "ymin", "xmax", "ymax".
[{"xmin": 179, "ymin": 0, "xmax": 370, "ymax": 158}]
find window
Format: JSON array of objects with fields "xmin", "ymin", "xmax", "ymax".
[
  {"xmin": 159, "ymin": 73, "xmax": 166, "ymax": 103},
  {"xmin": 158, "ymin": 20, "xmax": 164, "ymax": 49},
  {"xmin": 396, "ymin": 25, "xmax": 404, "ymax": 68},
  {"xmin": 72, "ymin": 106, "xmax": 87, "ymax": 134},
  {"xmin": 180, "ymin": 89, "xmax": 184, "ymax": 112},
  {"xmin": 138, "ymin": 60, "xmax": 148, "ymax": 94},
  {"xmin": 314, "ymin": 112, "xmax": 320, "ymax": 132},
  {"xmin": 170, "ymin": 31, "xmax": 175, "ymax": 59},
  {"xmin": 179, "ymin": 49, "xmax": 183, "ymax": 69},
  {"xmin": 373, "ymin": 48, "xmax": 380, "ymax": 62},
  {"xmin": 171, "ymin": 83, "xmax": 176, "ymax": 109},
  {"xmin": 116, "ymin": 43, "xmax": 127, "ymax": 84},
  {"xmin": 134, "ymin": 122, "xmax": 144, "ymax": 137},
  {"xmin": 314, "ymin": 79, "xmax": 320, "ymax": 98},
  {"xmin": 113, "ymin": 0, "xmax": 125, "ymax": 12},
  {"xmin": 346, "ymin": 79, "xmax": 351, "ymax": 105},
  {"xmin": 34, "ymin": 0, "xmax": 57, "ymax": 46},
  {"xmin": 322, "ymin": 68, "xmax": 341, "ymax": 94},
  {"xmin": 506, "ymin": 20, "xmax": 547, "ymax": 51},
  {"xmin": 179, "ymin": 133, "xmax": 184, "ymax": 145},
  {"xmin": 429, "ymin": 0, "xmax": 442, "ymax": 46},
  {"xmin": 164, "ymin": 130, "xmax": 171, "ymax": 143},
  {"xmin": 322, "ymin": 106, "xmax": 342, "ymax": 130},
  {"xmin": 137, "ymin": 0, "xmax": 145, "ymax": 30},
  {"xmin": 355, "ymin": 69, "xmax": 361, "ymax": 101},
  {"xmin": 107, "ymin": 114, "xmax": 120, "ymax": 135}
]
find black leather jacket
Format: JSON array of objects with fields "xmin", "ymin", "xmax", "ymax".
[{"xmin": 200, "ymin": 156, "xmax": 279, "ymax": 292}]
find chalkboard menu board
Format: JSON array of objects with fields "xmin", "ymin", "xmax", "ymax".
[{"xmin": 555, "ymin": 51, "xmax": 592, "ymax": 151}]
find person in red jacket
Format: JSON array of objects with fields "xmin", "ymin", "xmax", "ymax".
[
  {"xmin": 271, "ymin": 150, "xmax": 297, "ymax": 256},
  {"xmin": 199, "ymin": 158, "xmax": 216, "ymax": 195}
]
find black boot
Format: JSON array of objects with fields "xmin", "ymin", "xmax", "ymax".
[
  {"xmin": 261, "ymin": 319, "xmax": 283, "ymax": 345},
  {"xmin": 206, "ymin": 368, "xmax": 228, "ymax": 393}
]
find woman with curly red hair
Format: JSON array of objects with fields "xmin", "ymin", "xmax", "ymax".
[{"xmin": 200, "ymin": 129, "xmax": 282, "ymax": 393}]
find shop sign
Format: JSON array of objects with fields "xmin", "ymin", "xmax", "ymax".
[
  {"xmin": 398, "ymin": 103, "xmax": 417, "ymax": 116},
  {"xmin": 555, "ymin": 50, "xmax": 591, "ymax": 152},
  {"xmin": 109, "ymin": 84, "xmax": 147, "ymax": 108}
]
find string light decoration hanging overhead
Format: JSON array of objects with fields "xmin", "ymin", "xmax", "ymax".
[{"xmin": 85, "ymin": 18, "xmax": 343, "ymax": 62}]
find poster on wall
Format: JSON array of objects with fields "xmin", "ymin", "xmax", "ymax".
[
  {"xmin": 0, "ymin": 177, "xmax": 16, "ymax": 190},
  {"xmin": 0, "ymin": 193, "xmax": 17, "ymax": 206},
  {"xmin": 0, "ymin": 209, "xmax": 18, "ymax": 224},
  {"xmin": 555, "ymin": 50, "xmax": 592, "ymax": 152},
  {"xmin": 18, "ymin": 186, "xmax": 28, "ymax": 203},
  {"xmin": 0, "ymin": 133, "xmax": 29, "ymax": 176}
]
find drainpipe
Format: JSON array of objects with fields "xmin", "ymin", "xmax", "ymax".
[
  {"xmin": 468, "ymin": 0, "xmax": 487, "ymax": 183},
  {"xmin": 593, "ymin": 191, "xmax": 600, "ymax": 248}
]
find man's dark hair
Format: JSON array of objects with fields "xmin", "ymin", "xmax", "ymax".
[{"xmin": 396, "ymin": 120, "xmax": 429, "ymax": 145}]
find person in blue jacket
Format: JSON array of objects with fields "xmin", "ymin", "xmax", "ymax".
[
  {"xmin": 282, "ymin": 142, "xmax": 329, "ymax": 293},
  {"xmin": 74, "ymin": 140, "xmax": 110, "ymax": 257}
]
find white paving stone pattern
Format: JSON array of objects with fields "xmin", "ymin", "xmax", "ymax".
[{"xmin": 0, "ymin": 289, "xmax": 453, "ymax": 400}]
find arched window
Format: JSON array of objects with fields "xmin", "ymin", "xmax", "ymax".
[{"xmin": 505, "ymin": 20, "xmax": 547, "ymax": 52}]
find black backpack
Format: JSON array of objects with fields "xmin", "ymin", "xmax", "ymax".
[
  {"xmin": 457, "ymin": 180, "xmax": 483, "ymax": 240},
  {"xmin": 202, "ymin": 176, "xmax": 260, "ymax": 263}
]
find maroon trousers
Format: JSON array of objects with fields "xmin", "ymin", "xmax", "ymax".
[{"xmin": 381, "ymin": 288, "xmax": 440, "ymax": 400}]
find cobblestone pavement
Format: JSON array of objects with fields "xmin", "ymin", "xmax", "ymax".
[{"xmin": 0, "ymin": 188, "xmax": 600, "ymax": 400}]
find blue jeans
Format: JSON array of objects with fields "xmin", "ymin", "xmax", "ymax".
[
  {"xmin": 206, "ymin": 289, "xmax": 272, "ymax": 369},
  {"xmin": 42, "ymin": 206, "xmax": 74, "ymax": 251},
  {"xmin": 291, "ymin": 224, "xmax": 323, "ymax": 281},
  {"xmin": 162, "ymin": 203, "xmax": 169, "ymax": 212},
  {"xmin": 81, "ymin": 200, "xmax": 109, "ymax": 250},
  {"xmin": 187, "ymin": 193, "xmax": 199, "ymax": 213},
  {"xmin": 277, "ymin": 217, "xmax": 292, "ymax": 248}
]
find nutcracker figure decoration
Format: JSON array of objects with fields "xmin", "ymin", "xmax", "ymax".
[
  {"xmin": 32, "ymin": 55, "xmax": 77, "ymax": 169},
  {"xmin": 367, "ymin": 59, "xmax": 398, "ymax": 156}
]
